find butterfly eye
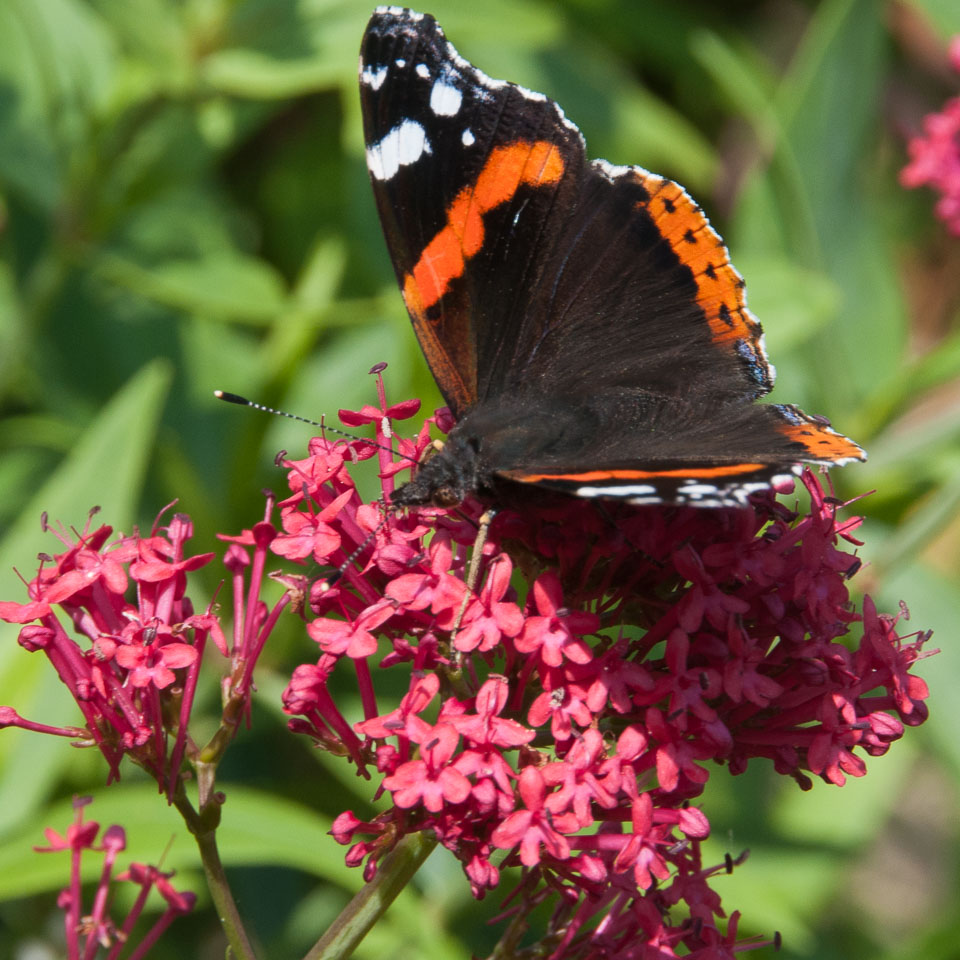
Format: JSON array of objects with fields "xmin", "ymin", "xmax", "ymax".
[{"xmin": 432, "ymin": 486, "xmax": 460, "ymax": 508}]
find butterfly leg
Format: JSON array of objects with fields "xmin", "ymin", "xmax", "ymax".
[{"xmin": 450, "ymin": 508, "xmax": 498, "ymax": 652}]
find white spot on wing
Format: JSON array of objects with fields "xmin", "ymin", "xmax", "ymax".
[
  {"xmin": 366, "ymin": 120, "xmax": 432, "ymax": 181},
  {"xmin": 558, "ymin": 111, "xmax": 581, "ymax": 136},
  {"xmin": 375, "ymin": 5, "xmax": 423, "ymax": 21},
  {"xmin": 576, "ymin": 484, "xmax": 658, "ymax": 498},
  {"xmin": 395, "ymin": 58, "xmax": 406, "ymax": 68},
  {"xmin": 677, "ymin": 483, "xmax": 721, "ymax": 497},
  {"xmin": 430, "ymin": 79, "xmax": 462, "ymax": 116},
  {"xmin": 360, "ymin": 64, "xmax": 388, "ymax": 90},
  {"xmin": 519, "ymin": 86, "xmax": 547, "ymax": 102},
  {"xmin": 445, "ymin": 42, "xmax": 506, "ymax": 90},
  {"xmin": 461, "ymin": 128, "xmax": 475, "ymax": 146},
  {"xmin": 592, "ymin": 159, "xmax": 632, "ymax": 182},
  {"xmin": 416, "ymin": 63, "xmax": 430, "ymax": 79}
]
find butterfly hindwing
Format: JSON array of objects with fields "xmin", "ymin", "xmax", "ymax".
[{"xmin": 497, "ymin": 402, "xmax": 863, "ymax": 507}]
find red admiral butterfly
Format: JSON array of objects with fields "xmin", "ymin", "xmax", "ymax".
[{"xmin": 359, "ymin": 7, "xmax": 865, "ymax": 508}]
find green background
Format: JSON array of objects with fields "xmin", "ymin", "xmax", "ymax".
[{"xmin": 0, "ymin": 0, "xmax": 958, "ymax": 957}]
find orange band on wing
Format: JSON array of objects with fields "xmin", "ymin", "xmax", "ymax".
[
  {"xmin": 778, "ymin": 422, "xmax": 865, "ymax": 461},
  {"xmin": 632, "ymin": 173, "xmax": 758, "ymax": 347},
  {"xmin": 507, "ymin": 463, "xmax": 768, "ymax": 483},
  {"xmin": 403, "ymin": 140, "xmax": 565, "ymax": 313}
]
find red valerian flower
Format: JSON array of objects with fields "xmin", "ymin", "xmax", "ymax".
[
  {"xmin": 9, "ymin": 370, "xmax": 928, "ymax": 956},
  {"xmin": 453, "ymin": 554, "xmax": 523, "ymax": 653},
  {"xmin": 113, "ymin": 623, "xmax": 198, "ymax": 690},
  {"xmin": 514, "ymin": 571, "xmax": 598, "ymax": 666},
  {"xmin": 308, "ymin": 598, "xmax": 394, "ymax": 659},
  {"xmin": 381, "ymin": 721, "xmax": 472, "ymax": 812},
  {"xmin": 0, "ymin": 511, "xmax": 216, "ymax": 788},
  {"xmin": 0, "ymin": 500, "xmax": 286, "ymax": 797},
  {"xmin": 490, "ymin": 765, "xmax": 580, "ymax": 866},
  {"xmin": 274, "ymin": 370, "xmax": 931, "ymax": 957},
  {"xmin": 900, "ymin": 35, "xmax": 960, "ymax": 234},
  {"xmin": 35, "ymin": 798, "xmax": 194, "ymax": 960}
]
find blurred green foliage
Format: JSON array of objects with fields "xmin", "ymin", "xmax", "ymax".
[{"xmin": 0, "ymin": 0, "xmax": 958, "ymax": 957}]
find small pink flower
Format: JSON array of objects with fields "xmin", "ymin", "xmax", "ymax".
[
  {"xmin": 339, "ymin": 398, "xmax": 421, "ymax": 426},
  {"xmin": 114, "ymin": 632, "xmax": 198, "ymax": 690},
  {"xmin": 385, "ymin": 534, "xmax": 466, "ymax": 625},
  {"xmin": 514, "ymin": 572, "xmax": 596, "ymax": 666},
  {"xmin": 542, "ymin": 728, "xmax": 618, "ymax": 825},
  {"xmin": 381, "ymin": 722, "xmax": 472, "ymax": 812},
  {"xmin": 356, "ymin": 673, "xmax": 440, "ymax": 738},
  {"xmin": 490, "ymin": 765, "xmax": 579, "ymax": 867},
  {"xmin": 308, "ymin": 600, "xmax": 394, "ymax": 659},
  {"xmin": 612, "ymin": 793, "xmax": 672, "ymax": 891},
  {"xmin": 272, "ymin": 489, "xmax": 354, "ymax": 562},
  {"xmin": 527, "ymin": 673, "xmax": 594, "ymax": 741},
  {"xmin": 448, "ymin": 677, "xmax": 533, "ymax": 749},
  {"xmin": 454, "ymin": 555, "xmax": 523, "ymax": 652}
]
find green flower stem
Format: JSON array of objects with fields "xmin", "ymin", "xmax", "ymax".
[
  {"xmin": 304, "ymin": 832, "xmax": 438, "ymax": 960},
  {"xmin": 172, "ymin": 787, "xmax": 259, "ymax": 960}
]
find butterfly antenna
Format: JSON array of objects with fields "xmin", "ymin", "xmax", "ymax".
[{"xmin": 214, "ymin": 390, "xmax": 420, "ymax": 465}]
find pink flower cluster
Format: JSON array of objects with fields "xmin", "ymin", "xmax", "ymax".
[
  {"xmin": 0, "ymin": 503, "xmax": 283, "ymax": 798},
  {"xmin": 36, "ymin": 796, "xmax": 194, "ymax": 960},
  {"xmin": 0, "ymin": 512, "xmax": 217, "ymax": 790},
  {"xmin": 900, "ymin": 36, "xmax": 960, "ymax": 235},
  {"xmin": 275, "ymin": 374, "xmax": 930, "ymax": 957},
  {"xmin": 0, "ymin": 370, "xmax": 933, "ymax": 957}
]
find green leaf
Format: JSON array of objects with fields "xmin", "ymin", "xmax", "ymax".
[
  {"xmin": 607, "ymin": 86, "xmax": 717, "ymax": 189},
  {"xmin": 0, "ymin": 0, "xmax": 119, "ymax": 210},
  {"xmin": 732, "ymin": 0, "xmax": 906, "ymax": 418},
  {"xmin": 0, "ymin": 258, "xmax": 26, "ymax": 397},
  {"xmin": 261, "ymin": 237, "xmax": 348, "ymax": 383},
  {"xmin": 854, "ymin": 328, "xmax": 960, "ymax": 440},
  {"xmin": 0, "ymin": 358, "xmax": 171, "ymax": 602},
  {"xmin": 772, "ymin": 739, "xmax": 919, "ymax": 847},
  {"xmin": 202, "ymin": 0, "xmax": 363, "ymax": 98},
  {"xmin": 95, "ymin": 252, "xmax": 290, "ymax": 322},
  {"xmin": 690, "ymin": 30, "xmax": 779, "ymax": 148},
  {"xmin": 902, "ymin": 0, "xmax": 960, "ymax": 36},
  {"xmin": 202, "ymin": 48, "xmax": 344, "ymax": 99},
  {"xmin": 879, "ymin": 563, "xmax": 959, "ymax": 775},
  {"xmin": 86, "ymin": 0, "xmax": 190, "ymax": 75},
  {"xmin": 866, "ymin": 466, "xmax": 960, "ymax": 584},
  {"xmin": 700, "ymin": 839, "xmax": 836, "ymax": 949},
  {"xmin": 735, "ymin": 256, "xmax": 839, "ymax": 354}
]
